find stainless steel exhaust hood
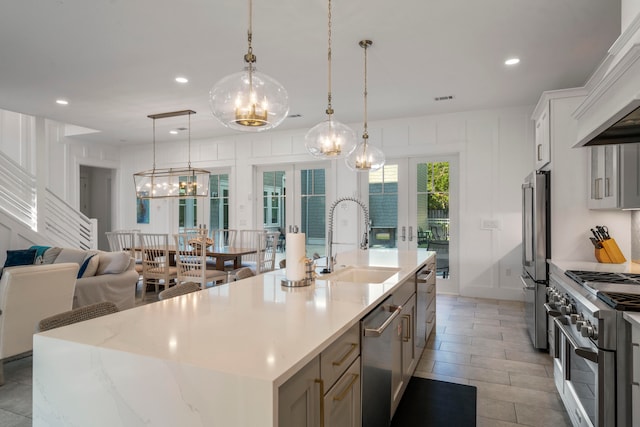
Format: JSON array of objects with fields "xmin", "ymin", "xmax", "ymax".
[
  {"xmin": 573, "ymin": 40, "xmax": 640, "ymax": 148},
  {"xmin": 578, "ymin": 100, "xmax": 640, "ymax": 146}
]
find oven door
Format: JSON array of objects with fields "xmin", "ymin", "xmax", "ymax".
[{"xmin": 554, "ymin": 317, "xmax": 616, "ymax": 427}]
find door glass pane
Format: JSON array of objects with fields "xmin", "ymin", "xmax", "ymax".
[
  {"xmin": 301, "ymin": 169, "xmax": 325, "ymax": 257},
  {"xmin": 369, "ymin": 164, "xmax": 398, "ymax": 249},
  {"xmin": 209, "ymin": 173, "xmax": 229, "ymax": 229},
  {"xmin": 263, "ymin": 171, "xmax": 286, "ymax": 229},
  {"xmin": 178, "ymin": 175, "xmax": 197, "ymax": 229},
  {"xmin": 417, "ymin": 162, "xmax": 450, "ymax": 278}
]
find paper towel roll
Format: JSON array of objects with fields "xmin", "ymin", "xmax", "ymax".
[{"xmin": 286, "ymin": 233, "xmax": 306, "ymax": 281}]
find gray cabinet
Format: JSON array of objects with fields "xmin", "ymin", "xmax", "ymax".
[
  {"xmin": 588, "ymin": 143, "xmax": 640, "ymax": 209},
  {"xmin": 632, "ymin": 323, "xmax": 640, "ymax": 427},
  {"xmin": 391, "ymin": 279, "xmax": 418, "ymax": 417},
  {"xmin": 279, "ymin": 323, "xmax": 361, "ymax": 427},
  {"xmin": 278, "ymin": 356, "xmax": 321, "ymax": 427}
]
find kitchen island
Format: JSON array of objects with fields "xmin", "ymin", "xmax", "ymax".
[{"xmin": 33, "ymin": 249, "xmax": 432, "ymax": 426}]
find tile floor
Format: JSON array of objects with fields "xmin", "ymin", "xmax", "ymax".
[
  {"xmin": 414, "ymin": 294, "xmax": 572, "ymax": 427},
  {"xmin": 0, "ymin": 293, "xmax": 572, "ymax": 426}
]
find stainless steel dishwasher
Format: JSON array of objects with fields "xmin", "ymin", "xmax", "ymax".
[{"xmin": 361, "ymin": 295, "xmax": 403, "ymax": 427}]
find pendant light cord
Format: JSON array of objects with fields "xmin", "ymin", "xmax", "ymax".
[
  {"xmin": 246, "ymin": 0, "xmax": 255, "ymax": 90},
  {"xmin": 187, "ymin": 112, "xmax": 192, "ymax": 168},
  {"xmin": 363, "ymin": 41, "xmax": 368, "ymax": 140},
  {"xmin": 152, "ymin": 118, "xmax": 157, "ymax": 170},
  {"xmin": 326, "ymin": 0, "xmax": 334, "ymax": 116}
]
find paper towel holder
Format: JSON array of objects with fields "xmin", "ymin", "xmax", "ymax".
[{"xmin": 281, "ymin": 258, "xmax": 315, "ymax": 287}]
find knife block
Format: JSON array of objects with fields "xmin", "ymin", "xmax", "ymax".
[{"xmin": 595, "ymin": 238, "xmax": 627, "ymax": 264}]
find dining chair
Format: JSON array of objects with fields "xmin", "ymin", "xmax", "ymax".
[
  {"xmin": 237, "ymin": 229, "xmax": 266, "ymax": 273},
  {"xmin": 38, "ymin": 302, "xmax": 119, "ymax": 332},
  {"xmin": 257, "ymin": 231, "xmax": 280, "ymax": 274},
  {"xmin": 106, "ymin": 230, "xmax": 143, "ymax": 278},
  {"xmin": 158, "ymin": 281, "xmax": 201, "ymax": 300},
  {"xmin": 426, "ymin": 239, "xmax": 449, "ymax": 278},
  {"xmin": 138, "ymin": 233, "xmax": 178, "ymax": 300},
  {"xmin": 174, "ymin": 231, "xmax": 228, "ymax": 289}
]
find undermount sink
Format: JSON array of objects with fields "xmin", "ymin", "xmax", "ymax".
[{"xmin": 324, "ymin": 266, "xmax": 400, "ymax": 284}]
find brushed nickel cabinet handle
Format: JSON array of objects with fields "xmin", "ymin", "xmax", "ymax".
[
  {"xmin": 402, "ymin": 314, "xmax": 411, "ymax": 342},
  {"xmin": 332, "ymin": 374, "xmax": 359, "ymax": 402},
  {"xmin": 332, "ymin": 343, "xmax": 358, "ymax": 367},
  {"xmin": 537, "ymin": 144, "xmax": 543, "ymax": 161}
]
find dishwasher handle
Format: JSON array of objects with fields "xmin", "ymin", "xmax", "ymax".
[{"xmin": 364, "ymin": 305, "xmax": 402, "ymax": 337}]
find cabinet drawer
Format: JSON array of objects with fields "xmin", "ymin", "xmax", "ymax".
[
  {"xmin": 425, "ymin": 283, "xmax": 436, "ymax": 308},
  {"xmin": 321, "ymin": 323, "xmax": 360, "ymax": 390},
  {"xmin": 324, "ymin": 357, "xmax": 361, "ymax": 427}
]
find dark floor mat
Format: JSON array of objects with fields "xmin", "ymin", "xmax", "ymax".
[{"xmin": 390, "ymin": 377, "xmax": 477, "ymax": 427}]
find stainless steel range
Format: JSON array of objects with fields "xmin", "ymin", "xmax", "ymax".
[{"xmin": 546, "ymin": 266, "xmax": 635, "ymax": 427}]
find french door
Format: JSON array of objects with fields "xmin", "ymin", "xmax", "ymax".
[
  {"xmin": 257, "ymin": 163, "xmax": 332, "ymax": 258},
  {"xmin": 362, "ymin": 156, "xmax": 457, "ymax": 291}
]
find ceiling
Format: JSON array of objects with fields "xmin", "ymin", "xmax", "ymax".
[{"xmin": 0, "ymin": 0, "xmax": 621, "ymax": 145}]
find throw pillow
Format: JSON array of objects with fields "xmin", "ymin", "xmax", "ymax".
[
  {"xmin": 77, "ymin": 253, "xmax": 100, "ymax": 278},
  {"xmin": 1, "ymin": 248, "xmax": 37, "ymax": 279},
  {"xmin": 42, "ymin": 247, "xmax": 62, "ymax": 264},
  {"xmin": 82, "ymin": 253, "xmax": 100, "ymax": 277},
  {"xmin": 4, "ymin": 249, "xmax": 37, "ymax": 267},
  {"xmin": 97, "ymin": 251, "xmax": 131, "ymax": 275},
  {"xmin": 54, "ymin": 248, "xmax": 88, "ymax": 265}
]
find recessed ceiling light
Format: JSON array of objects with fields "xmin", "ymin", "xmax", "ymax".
[
  {"xmin": 56, "ymin": 99, "xmax": 69, "ymax": 105},
  {"xmin": 175, "ymin": 76, "xmax": 189, "ymax": 83},
  {"xmin": 169, "ymin": 130, "xmax": 179, "ymax": 134},
  {"xmin": 505, "ymin": 58, "xmax": 520, "ymax": 66}
]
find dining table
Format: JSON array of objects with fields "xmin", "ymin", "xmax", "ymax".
[{"xmin": 129, "ymin": 246, "xmax": 258, "ymax": 271}]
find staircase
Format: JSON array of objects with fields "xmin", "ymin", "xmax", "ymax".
[{"xmin": 0, "ymin": 150, "xmax": 96, "ymax": 261}]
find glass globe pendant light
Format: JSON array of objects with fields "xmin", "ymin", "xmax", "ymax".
[
  {"xmin": 305, "ymin": 0, "xmax": 357, "ymax": 158},
  {"xmin": 209, "ymin": 0, "xmax": 289, "ymax": 132},
  {"xmin": 346, "ymin": 40, "xmax": 385, "ymax": 172}
]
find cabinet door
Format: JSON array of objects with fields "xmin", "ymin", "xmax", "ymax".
[
  {"xmin": 324, "ymin": 357, "xmax": 361, "ymax": 427},
  {"xmin": 588, "ymin": 145, "xmax": 619, "ymax": 209},
  {"xmin": 535, "ymin": 102, "xmax": 551, "ymax": 170},
  {"xmin": 279, "ymin": 356, "xmax": 321, "ymax": 427},
  {"xmin": 620, "ymin": 143, "xmax": 640, "ymax": 209},
  {"xmin": 632, "ymin": 326, "xmax": 639, "ymax": 427},
  {"xmin": 391, "ymin": 294, "xmax": 417, "ymax": 416}
]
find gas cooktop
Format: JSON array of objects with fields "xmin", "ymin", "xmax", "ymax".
[
  {"xmin": 565, "ymin": 270, "xmax": 640, "ymax": 285},
  {"xmin": 565, "ymin": 270, "xmax": 640, "ymax": 310},
  {"xmin": 597, "ymin": 291, "xmax": 640, "ymax": 311}
]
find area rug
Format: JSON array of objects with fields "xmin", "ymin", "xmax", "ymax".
[{"xmin": 390, "ymin": 377, "xmax": 477, "ymax": 427}]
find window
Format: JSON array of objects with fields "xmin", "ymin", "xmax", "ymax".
[
  {"xmin": 417, "ymin": 162, "xmax": 449, "ymax": 245},
  {"xmin": 368, "ymin": 165, "xmax": 399, "ymax": 248},
  {"xmin": 263, "ymin": 171, "xmax": 286, "ymax": 228},
  {"xmin": 301, "ymin": 169, "xmax": 326, "ymax": 251},
  {"xmin": 209, "ymin": 173, "xmax": 230, "ymax": 229}
]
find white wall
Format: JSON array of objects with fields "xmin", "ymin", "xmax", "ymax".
[
  {"xmin": 622, "ymin": 0, "xmax": 640, "ymax": 32},
  {"xmin": 3, "ymin": 101, "xmax": 626, "ymax": 301},
  {"xmin": 115, "ymin": 106, "xmax": 535, "ymax": 300}
]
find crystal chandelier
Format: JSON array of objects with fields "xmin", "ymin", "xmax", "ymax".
[
  {"xmin": 209, "ymin": 0, "xmax": 289, "ymax": 132},
  {"xmin": 133, "ymin": 110, "xmax": 210, "ymax": 199},
  {"xmin": 346, "ymin": 40, "xmax": 385, "ymax": 172},
  {"xmin": 304, "ymin": 0, "xmax": 357, "ymax": 158}
]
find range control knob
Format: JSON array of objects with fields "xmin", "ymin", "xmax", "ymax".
[
  {"xmin": 570, "ymin": 313, "xmax": 583, "ymax": 324},
  {"xmin": 560, "ymin": 303, "xmax": 574, "ymax": 315},
  {"xmin": 580, "ymin": 321, "xmax": 598, "ymax": 339},
  {"xmin": 575, "ymin": 320, "xmax": 586, "ymax": 331}
]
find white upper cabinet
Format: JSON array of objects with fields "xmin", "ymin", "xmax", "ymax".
[{"xmin": 534, "ymin": 100, "xmax": 551, "ymax": 170}]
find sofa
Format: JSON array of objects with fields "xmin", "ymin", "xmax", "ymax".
[{"xmin": 2, "ymin": 246, "xmax": 139, "ymax": 311}]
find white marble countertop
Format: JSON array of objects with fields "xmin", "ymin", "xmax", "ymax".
[{"xmin": 36, "ymin": 249, "xmax": 431, "ymax": 387}]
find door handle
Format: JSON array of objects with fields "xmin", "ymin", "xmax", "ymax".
[
  {"xmin": 408, "ymin": 226, "xmax": 413, "ymax": 242},
  {"xmin": 401, "ymin": 226, "xmax": 406, "ymax": 242},
  {"xmin": 364, "ymin": 305, "xmax": 403, "ymax": 337}
]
